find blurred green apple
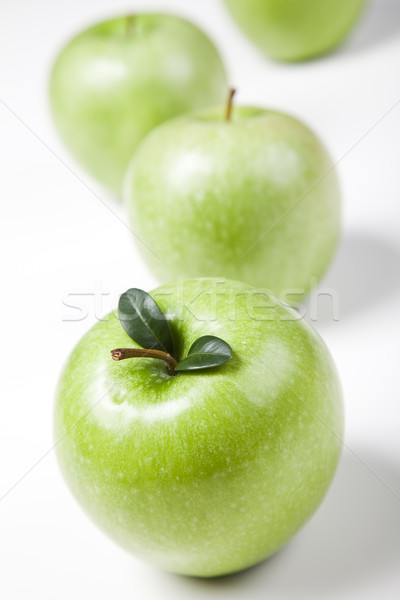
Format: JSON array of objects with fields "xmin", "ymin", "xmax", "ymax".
[
  {"xmin": 223, "ymin": 0, "xmax": 366, "ymax": 61},
  {"xmin": 49, "ymin": 14, "xmax": 228, "ymax": 194},
  {"xmin": 54, "ymin": 278, "xmax": 343, "ymax": 577},
  {"xmin": 125, "ymin": 100, "xmax": 340, "ymax": 300}
]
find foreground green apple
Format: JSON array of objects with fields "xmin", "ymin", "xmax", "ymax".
[
  {"xmin": 49, "ymin": 15, "xmax": 227, "ymax": 194},
  {"xmin": 54, "ymin": 278, "xmax": 343, "ymax": 577},
  {"xmin": 125, "ymin": 98, "xmax": 340, "ymax": 300},
  {"xmin": 224, "ymin": 0, "xmax": 366, "ymax": 61}
]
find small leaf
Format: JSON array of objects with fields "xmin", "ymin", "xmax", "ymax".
[
  {"xmin": 175, "ymin": 335, "xmax": 232, "ymax": 372},
  {"xmin": 118, "ymin": 288, "xmax": 174, "ymax": 355}
]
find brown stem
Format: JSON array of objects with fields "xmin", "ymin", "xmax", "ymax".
[
  {"xmin": 224, "ymin": 88, "xmax": 236, "ymax": 122},
  {"xmin": 125, "ymin": 15, "xmax": 136, "ymax": 37},
  {"xmin": 111, "ymin": 347, "xmax": 178, "ymax": 376}
]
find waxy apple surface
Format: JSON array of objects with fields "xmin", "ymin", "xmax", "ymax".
[
  {"xmin": 125, "ymin": 107, "xmax": 340, "ymax": 300},
  {"xmin": 49, "ymin": 15, "xmax": 227, "ymax": 194},
  {"xmin": 224, "ymin": 0, "xmax": 366, "ymax": 61},
  {"xmin": 54, "ymin": 278, "xmax": 343, "ymax": 577}
]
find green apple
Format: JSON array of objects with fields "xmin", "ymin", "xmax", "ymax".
[
  {"xmin": 124, "ymin": 100, "xmax": 340, "ymax": 300},
  {"xmin": 223, "ymin": 0, "xmax": 366, "ymax": 61},
  {"xmin": 49, "ymin": 15, "xmax": 228, "ymax": 194},
  {"xmin": 54, "ymin": 278, "xmax": 343, "ymax": 577}
]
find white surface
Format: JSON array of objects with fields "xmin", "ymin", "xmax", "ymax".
[{"xmin": 1, "ymin": 0, "xmax": 400, "ymax": 598}]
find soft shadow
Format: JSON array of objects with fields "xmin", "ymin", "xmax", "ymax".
[
  {"xmin": 264, "ymin": 448, "xmax": 400, "ymax": 597},
  {"xmin": 305, "ymin": 232, "xmax": 400, "ymax": 324},
  {"xmin": 341, "ymin": 0, "xmax": 400, "ymax": 56},
  {"xmin": 159, "ymin": 449, "xmax": 400, "ymax": 599}
]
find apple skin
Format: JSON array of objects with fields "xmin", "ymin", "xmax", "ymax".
[
  {"xmin": 223, "ymin": 0, "xmax": 366, "ymax": 61},
  {"xmin": 124, "ymin": 107, "xmax": 340, "ymax": 301},
  {"xmin": 54, "ymin": 278, "xmax": 343, "ymax": 577},
  {"xmin": 49, "ymin": 15, "xmax": 228, "ymax": 195}
]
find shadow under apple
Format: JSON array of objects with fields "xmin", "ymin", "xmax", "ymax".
[
  {"xmin": 305, "ymin": 231, "xmax": 400, "ymax": 325},
  {"xmin": 262, "ymin": 447, "xmax": 400, "ymax": 597},
  {"xmin": 341, "ymin": 0, "xmax": 400, "ymax": 56}
]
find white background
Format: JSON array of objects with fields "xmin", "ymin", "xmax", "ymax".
[{"xmin": 1, "ymin": 0, "xmax": 400, "ymax": 598}]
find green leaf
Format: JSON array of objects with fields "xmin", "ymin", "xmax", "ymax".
[
  {"xmin": 118, "ymin": 288, "xmax": 174, "ymax": 355},
  {"xmin": 175, "ymin": 335, "xmax": 232, "ymax": 372}
]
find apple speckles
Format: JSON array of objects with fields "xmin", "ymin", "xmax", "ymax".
[
  {"xmin": 54, "ymin": 278, "xmax": 343, "ymax": 576},
  {"xmin": 125, "ymin": 109, "xmax": 339, "ymax": 297}
]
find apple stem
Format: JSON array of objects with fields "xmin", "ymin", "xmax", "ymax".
[
  {"xmin": 111, "ymin": 347, "xmax": 178, "ymax": 376},
  {"xmin": 125, "ymin": 15, "xmax": 137, "ymax": 37},
  {"xmin": 224, "ymin": 88, "xmax": 236, "ymax": 122}
]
